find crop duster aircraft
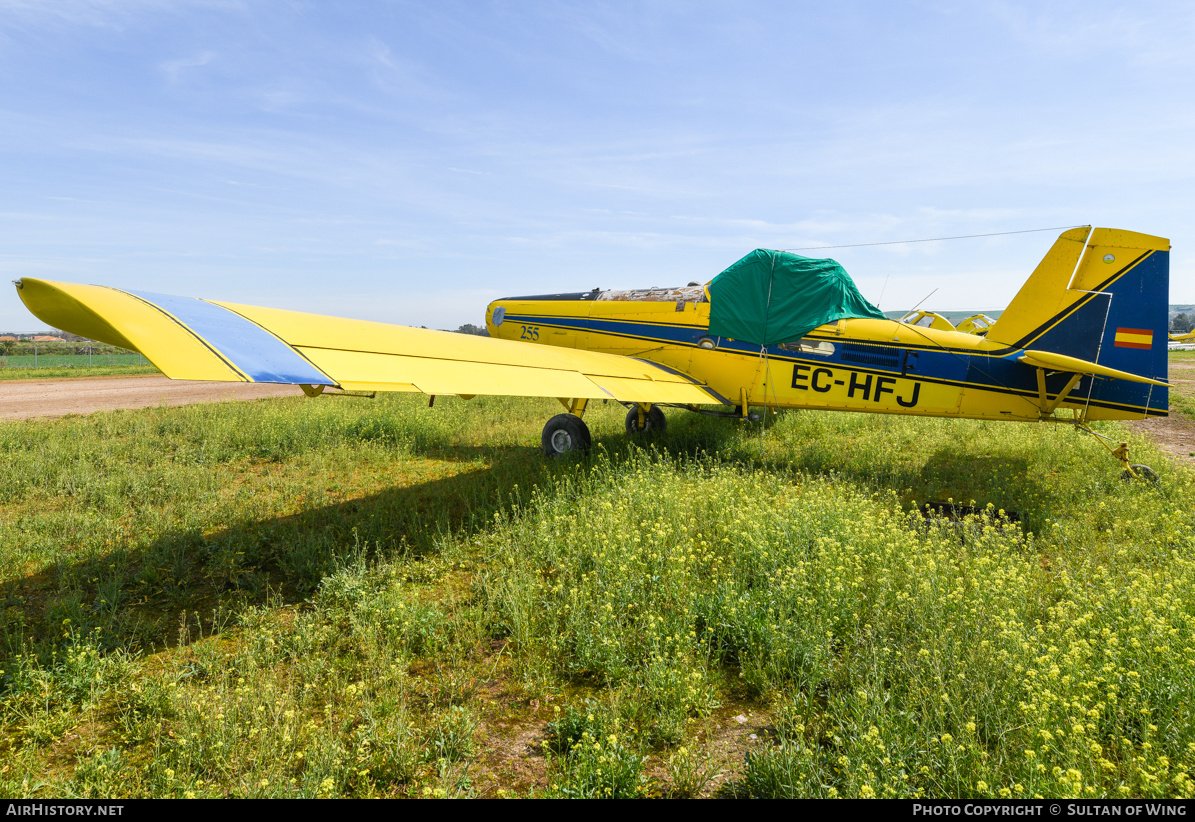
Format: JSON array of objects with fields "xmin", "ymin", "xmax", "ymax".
[{"xmin": 12, "ymin": 226, "xmax": 1171, "ymax": 478}]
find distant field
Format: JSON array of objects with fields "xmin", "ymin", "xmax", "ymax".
[
  {"xmin": 0, "ymin": 358, "xmax": 160, "ymax": 381},
  {"xmin": 0, "ymin": 378, "xmax": 1192, "ymax": 800},
  {"xmin": 0, "ymin": 353, "xmax": 147, "ymax": 368},
  {"xmin": 0, "ymin": 342, "xmax": 158, "ymax": 380}
]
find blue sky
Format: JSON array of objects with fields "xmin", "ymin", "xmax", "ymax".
[{"xmin": 2, "ymin": 0, "xmax": 1193, "ymax": 332}]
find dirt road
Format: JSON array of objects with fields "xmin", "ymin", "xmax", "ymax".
[
  {"xmin": 1121, "ymin": 360, "xmax": 1195, "ymax": 465},
  {"xmin": 0, "ymin": 375, "xmax": 299, "ymax": 421}
]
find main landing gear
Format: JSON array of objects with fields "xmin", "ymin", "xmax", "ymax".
[
  {"xmin": 625, "ymin": 404, "xmax": 666, "ymax": 434},
  {"xmin": 541, "ymin": 413, "xmax": 592, "ymax": 457},
  {"xmin": 540, "ymin": 400, "xmax": 668, "ymax": 458},
  {"xmin": 541, "ymin": 398, "xmax": 593, "ymax": 458}
]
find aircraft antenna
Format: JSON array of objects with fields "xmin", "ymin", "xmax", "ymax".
[
  {"xmin": 893, "ymin": 300, "xmax": 1045, "ymax": 416},
  {"xmin": 904, "ymin": 288, "xmax": 938, "ymax": 316},
  {"xmin": 876, "ymin": 274, "xmax": 890, "ymax": 309}
]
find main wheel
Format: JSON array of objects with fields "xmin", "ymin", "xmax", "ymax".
[
  {"xmin": 542, "ymin": 414, "xmax": 592, "ymax": 458},
  {"xmin": 732, "ymin": 405, "xmax": 761, "ymax": 423},
  {"xmin": 625, "ymin": 405, "xmax": 666, "ymax": 434}
]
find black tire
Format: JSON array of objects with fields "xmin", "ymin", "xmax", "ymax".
[
  {"xmin": 542, "ymin": 414, "xmax": 592, "ymax": 458},
  {"xmin": 1120, "ymin": 464, "xmax": 1159, "ymax": 484},
  {"xmin": 625, "ymin": 405, "xmax": 666, "ymax": 434},
  {"xmin": 732, "ymin": 405, "xmax": 761, "ymax": 423}
]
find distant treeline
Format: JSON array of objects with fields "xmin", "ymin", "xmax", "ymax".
[{"xmin": 452, "ymin": 324, "xmax": 489, "ymax": 336}]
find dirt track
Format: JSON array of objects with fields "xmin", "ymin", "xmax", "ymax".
[
  {"xmin": 0, "ymin": 375, "xmax": 299, "ymax": 421},
  {"xmin": 1121, "ymin": 360, "xmax": 1195, "ymax": 465}
]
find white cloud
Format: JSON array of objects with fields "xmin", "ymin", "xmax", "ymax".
[
  {"xmin": 159, "ymin": 50, "xmax": 215, "ymax": 83},
  {"xmin": 0, "ymin": 0, "xmax": 242, "ymax": 29}
]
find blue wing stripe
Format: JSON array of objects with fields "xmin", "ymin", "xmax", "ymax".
[{"xmin": 128, "ymin": 290, "xmax": 334, "ymax": 385}]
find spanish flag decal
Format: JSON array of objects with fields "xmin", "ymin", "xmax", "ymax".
[{"xmin": 1113, "ymin": 328, "xmax": 1153, "ymax": 350}]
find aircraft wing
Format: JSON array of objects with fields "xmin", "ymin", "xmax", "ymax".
[{"xmin": 14, "ymin": 278, "xmax": 728, "ymax": 406}]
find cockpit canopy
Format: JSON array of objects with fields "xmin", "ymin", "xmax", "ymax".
[{"xmin": 597, "ymin": 285, "xmax": 706, "ymax": 303}]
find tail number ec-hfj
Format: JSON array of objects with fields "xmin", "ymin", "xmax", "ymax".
[{"xmin": 792, "ymin": 364, "xmax": 922, "ymax": 408}]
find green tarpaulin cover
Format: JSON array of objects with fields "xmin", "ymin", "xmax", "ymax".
[{"xmin": 707, "ymin": 249, "xmax": 886, "ymax": 346}]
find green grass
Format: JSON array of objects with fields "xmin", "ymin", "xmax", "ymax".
[
  {"xmin": 0, "ymin": 363, "xmax": 160, "ymax": 380},
  {"xmin": 0, "ymin": 353, "xmax": 149, "ymax": 369},
  {"xmin": 1172, "ymin": 395, "xmax": 1195, "ymax": 419},
  {"xmin": 0, "ymin": 388, "xmax": 1193, "ymax": 799},
  {"xmin": 1168, "ymin": 350, "xmax": 1195, "ymax": 418}
]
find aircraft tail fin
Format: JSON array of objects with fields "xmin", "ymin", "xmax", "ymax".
[{"xmin": 986, "ymin": 227, "xmax": 1170, "ymax": 392}]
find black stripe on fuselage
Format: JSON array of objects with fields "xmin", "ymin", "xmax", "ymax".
[
  {"xmin": 504, "ymin": 307, "xmax": 1163, "ymax": 415},
  {"xmin": 770, "ymin": 353, "xmax": 1156, "ymax": 414}
]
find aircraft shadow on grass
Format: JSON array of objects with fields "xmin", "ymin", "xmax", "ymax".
[
  {"xmin": 3, "ymin": 427, "xmax": 1042, "ymax": 654},
  {"xmin": 3, "ymin": 443, "xmax": 541, "ymax": 651},
  {"xmin": 0, "ymin": 424, "xmax": 733, "ymax": 651}
]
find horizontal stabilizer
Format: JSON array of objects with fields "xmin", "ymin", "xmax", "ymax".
[{"xmin": 1019, "ymin": 349, "xmax": 1168, "ymax": 387}]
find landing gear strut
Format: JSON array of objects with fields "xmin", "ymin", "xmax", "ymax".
[{"xmin": 625, "ymin": 403, "xmax": 666, "ymax": 434}]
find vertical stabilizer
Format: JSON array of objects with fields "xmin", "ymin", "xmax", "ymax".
[
  {"xmin": 987, "ymin": 227, "xmax": 1169, "ymax": 380},
  {"xmin": 984, "ymin": 227, "xmax": 1091, "ymax": 348},
  {"xmin": 986, "ymin": 227, "xmax": 1170, "ymax": 416}
]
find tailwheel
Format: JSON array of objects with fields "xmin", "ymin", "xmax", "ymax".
[
  {"xmin": 542, "ymin": 414, "xmax": 592, "ymax": 458},
  {"xmin": 1121, "ymin": 464, "xmax": 1160, "ymax": 484},
  {"xmin": 1076, "ymin": 423, "xmax": 1161, "ymax": 484},
  {"xmin": 625, "ymin": 404, "xmax": 666, "ymax": 434}
]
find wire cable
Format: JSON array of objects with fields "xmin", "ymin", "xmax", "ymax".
[{"xmin": 781, "ymin": 225, "xmax": 1087, "ymax": 252}]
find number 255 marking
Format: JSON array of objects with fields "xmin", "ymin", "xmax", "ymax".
[{"xmin": 521, "ymin": 325, "xmax": 540, "ymax": 340}]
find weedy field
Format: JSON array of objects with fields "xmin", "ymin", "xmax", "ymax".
[
  {"xmin": 0, "ymin": 341, "xmax": 156, "ymax": 379},
  {"xmin": 0, "ymin": 364, "xmax": 159, "ymax": 381},
  {"xmin": 1, "ymin": 363, "xmax": 1193, "ymax": 799},
  {"xmin": 1168, "ymin": 350, "xmax": 1195, "ymax": 418}
]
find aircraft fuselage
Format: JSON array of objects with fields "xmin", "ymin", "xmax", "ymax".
[{"xmin": 485, "ymin": 290, "xmax": 1162, "ymax": 423}]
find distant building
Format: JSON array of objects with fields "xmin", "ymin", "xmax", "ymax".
[
  {"xmin": 0, "ymin": 335, "xmax": 15, "ymax": 341},
  {"xmin": 32, "ymin": 335, "xmax": 65, "ymax": 342}
]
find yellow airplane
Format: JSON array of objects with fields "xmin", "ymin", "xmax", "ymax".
[
  {"xmin": 897, "ymin": 310, "xmax": 956, "ymax": 332},
  {"xmin": 12, "ymin": 226, "xmax": 1170, "ymax": 477},
  {"xmin": 894, "ymin": 311, "xmax": 996, "ymax": 336},
  {"xmin": 955, "ymin": 313, "xmax": 997, "ymax": 336}
]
